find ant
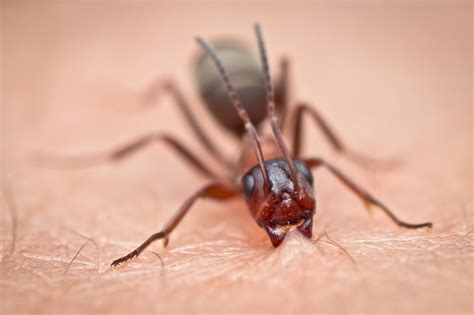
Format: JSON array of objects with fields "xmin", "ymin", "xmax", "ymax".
[
  {"xmin": 43, "ymin": 24, "xmax": 433, "ymax": 266},
  {"xmin": 107, "ymin": 24, "xmax": 432, "ymax": 266}
]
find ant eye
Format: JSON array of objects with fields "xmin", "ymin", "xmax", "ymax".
[
  {"xmin": 295, "ymin": 160, "xmax": 313, "ymax": 185},
  {"xmin": 242, "ymin": 174, "xmax": 255, "ymax": 199}
]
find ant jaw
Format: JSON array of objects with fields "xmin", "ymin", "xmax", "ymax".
[
  {"xmin": 264, "ymin": 225, "xmax": 287, "ymax": 247},
  {"xmin": 297, "ymin": 217, "xmax": 313, "ymax": 239},
  {"xmin": 264, "ymin": 217, "xmax": 314, "ymax": 247}
]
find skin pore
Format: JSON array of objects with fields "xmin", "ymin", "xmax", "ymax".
[{"xmin": 1, "ymin": 2, "xmax": 472, "ymax": 314}]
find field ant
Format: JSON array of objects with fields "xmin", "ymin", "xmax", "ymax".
[{"xmin": 43, "ymin": 24, "xmax": 433, "ymax": 266}]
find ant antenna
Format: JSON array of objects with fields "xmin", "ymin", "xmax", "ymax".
[
  {"xmin": 255, "ymin": 23, "xmax": 301, "ymax": 192},
  {"xmin": 196, "ymin": 37, "xmax": 270, "ymax": 187}
]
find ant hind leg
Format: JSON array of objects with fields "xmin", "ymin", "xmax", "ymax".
[
  {"xmin": 36, "ymin": 132, "xmax": 218, "ymax": 178},
  {"xmin": 290, "ymin": 103, "xmax": 399, "ymax": 171}
]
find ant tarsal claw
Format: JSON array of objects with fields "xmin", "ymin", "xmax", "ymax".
[
  {"xmin": 111, "ymin": 251, "xmax": 138, "ymax": 267},
  {"xmin": 403, "ymin": 221, "xmax": 433, "ymax": 229},
  {"xmin": 163, "ymin": 235, "xmax": 170, "ymax": 248}
]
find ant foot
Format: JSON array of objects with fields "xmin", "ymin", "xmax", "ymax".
[{"xmin": 111, "ymin": 250, "xmax": 139, "ymax": 267}]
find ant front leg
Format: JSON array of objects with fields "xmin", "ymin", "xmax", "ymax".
[
  {"xmin": 111, "ymin": 182, "xmax": 239, "ymax": 266},
  {"xmin": 37, "ymin": 132, "xmax": 217, "ymax": 178},
  {"xmin": 142, "ymin": 79, "xmax": 234, "ymax": 170},
  {"xmin": 290, "ymin": 103, "xmax": 392, "ymax": 170},
  {"xmin": 303, "ymin": 157, "xmax": 433, "ymax": 229}
]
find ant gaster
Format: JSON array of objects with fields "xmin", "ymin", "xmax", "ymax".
[{"xmin": 41, "ymin": 24, "xmax": 432, "ymax": 266}]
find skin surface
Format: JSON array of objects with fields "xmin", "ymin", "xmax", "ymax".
[{"xmin": 1, "ymin": 1, "xmax": 472, "ymax": 314}]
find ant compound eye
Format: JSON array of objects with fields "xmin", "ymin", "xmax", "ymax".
[
  {"xmin": 295, "ymin": 160, "xmax": 313, "ymax": 185},
  {"xmin": 242, "ymin": 174, "xmax": 255, "ymax": 199}
]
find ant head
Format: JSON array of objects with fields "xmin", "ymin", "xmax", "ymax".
[{"xmin": 242, "ymin": 159, "xmax": 316, "ymax": 247}]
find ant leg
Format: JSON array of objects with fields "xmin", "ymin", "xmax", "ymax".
[
  {"xmin": 37, "ymin": 132, "xmax": 218, "ymax": 178},
  {"xmin": 143, "ymin": 79, "xmax": 234, "ymax": 170},
  {"xmin": 274, "ymin": 57, "xmax": 289, "ymax": 130},
  {"xmin": 303, "ymin": 157, "xmax": 433, "ymax": 229},
  {"xmin": 291, "ymin": 103, "xmax": 392, "ymax": 170},
  {"xmin": 111, "ymin": 182, "xmax": 238, "ymax": 266}
]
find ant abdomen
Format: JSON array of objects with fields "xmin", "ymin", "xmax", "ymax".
[{"xmin": 194, "ymin": 40, "xmax": 268, "ymax": 136}]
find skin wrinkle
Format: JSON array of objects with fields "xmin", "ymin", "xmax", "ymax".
[
  {"xmin": 4, "ymin": 232, "xmax": 474, "ymax": 314},
  {"xmin": 7, "ymin": 209, "xmax": 471, "ymax": 312},
  {"xmin": 107, "ymin": 233, "xmax": 337, "ymax": 284}
]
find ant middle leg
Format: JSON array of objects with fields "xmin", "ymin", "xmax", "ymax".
[
  {"xmin": 143, "ymin": 79, "xmax": 234, "ymax": 169},
  {"xmin": 290, "ymin": 102, "xmax": 394, "ymax": 170},
  {"xmin": 37, "ymin": 132, "xmax": 218, "ymax": 178},
  {"xmin": 111, "ymin": 182, "xmax": 239, "ymax": 266},
  {"xmin": 303, "ymin": 157, "xmax": 433, "ymax": 229}
]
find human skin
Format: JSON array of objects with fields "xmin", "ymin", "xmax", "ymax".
[{"xmin": 1, "ymin": 1, "xmax": 472, "ymax": 314}]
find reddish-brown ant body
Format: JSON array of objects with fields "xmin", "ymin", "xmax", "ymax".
[
  {"xmin": 43, "ymin": 25, "xmax": 432, "ymax": 266},
  {"xmin": 106, "ymin": 25, "xmax": 432, "ymax": 266}
]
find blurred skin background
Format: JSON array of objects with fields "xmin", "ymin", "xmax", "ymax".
[{"xmin": 1, "ymin": 1, "xmax": 472, "ymax": 314}]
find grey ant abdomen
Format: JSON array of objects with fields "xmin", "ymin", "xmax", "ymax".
[{"xmin": 194, "ymin": 40, "xmax": 284, "ymax": 136}]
